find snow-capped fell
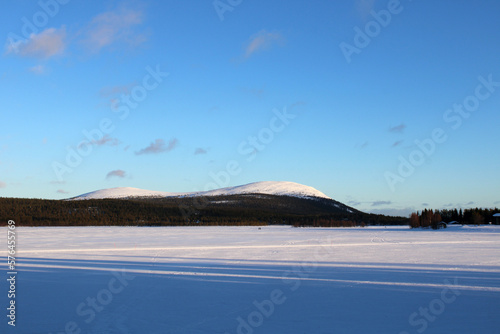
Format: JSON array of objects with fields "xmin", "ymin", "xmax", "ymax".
[
  {"xmin": 72, "ymin": 181, "xmax": 331, "ymax": 200},
  {"xmin": 192, "ymin": 181, "xmax": 331, "ymax": 199},
  {"xmin": 73, "ymin": 187, "xmax": 187, "ymax": 200}
]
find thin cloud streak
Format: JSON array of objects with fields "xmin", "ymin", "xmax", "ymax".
[
  {"xmin": 6, "ymin": 27, "xmax": 66, "ymax": 59},
  {"xmin": 356, "ymin": 0, "xmax": 376, "ymax": 21},
  {"xmin": 392, "ymin": 140, "xmax": 404, "ymax": 147},
  {"xmin": 388, "ymin": 123, "xmax": 406, "ymax": 133},
  {"xmin": 99, "ymin": 83, "xmax": 136, "ymax": 97},
  {"xmin": 80, "ymin": 7, "xmax": 146, "ymax": 53},
  {"xmin": 372, "ymin": 200, "xmax": 392, "ymax": 207},
  {"xmin": 93, "ymin": 135, "xmax": 120, "ymax": 146},
  {"xmin": 243, "ymin": 30, "xmax": 284, "ymax": 59},
  {"xmin": 106, "ymin": 170, "xmax": 126, "ymax": 179},
  {"xmin": 194, "ymin": 148, "xmax": 207, "ymax": 155},
  {"xmin": 29, "ymin": 65, "xmax": 45, "ymax": 75},
  {"xmin": 135, "ymin": 138, "xmax": 178, "ymax": 155}
]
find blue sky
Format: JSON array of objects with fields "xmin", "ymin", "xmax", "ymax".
[{"xmin": 1, "ymin": 0, "xmax": 499, "ymax": 216}]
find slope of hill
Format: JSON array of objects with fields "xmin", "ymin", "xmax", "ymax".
[
  {"xmin": 191, "ymin": 181, "xmax": 331, "ymax": 199},
  {"xmin": 66, "ymin": 181, "xmax": 367, "ymax": 222},
  {"xmin": 74, "ymin": 187, "xmax": 184, "ymax": 199}
]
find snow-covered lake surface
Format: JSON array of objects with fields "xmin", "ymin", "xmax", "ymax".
[{"xmin": 3, "ymin": 225, "xmax": 500, "ymax": 333}]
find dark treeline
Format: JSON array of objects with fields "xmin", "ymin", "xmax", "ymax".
[
  {"xmin": 291, "ymin": 214, "xmax": 406, "ymax": 227},
  {"xmin": 410, "ymin": 208, "xmax": 499, "ymax": 229},
  {"xmin": 0, "ymin": 195, "xmax": 408, "ymax": 227}
]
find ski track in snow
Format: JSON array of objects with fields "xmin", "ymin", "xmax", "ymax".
[
  {"xmin": 18, "ymin": 239, "xmax": 497, "ymax": 254},
  {"xmin": 18, "ymin": 263, "xmax": 500, "ymax": 292}
]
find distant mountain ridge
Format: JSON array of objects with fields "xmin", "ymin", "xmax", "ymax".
[
  {"xmin": 0, "ymin": 181, "xmax": 410, "ymax": 227},
  {"xmin": 71, "ymin": 181, "xmax": 332, "ymax": 201}
]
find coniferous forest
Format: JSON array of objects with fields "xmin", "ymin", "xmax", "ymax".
[
  {"xmin": 0, "ymin": 194, "xmax": 408, "ymax": 227},
  {"xmin": 409, "ymin": 208, "xmax": 500, "ymax": 229}
]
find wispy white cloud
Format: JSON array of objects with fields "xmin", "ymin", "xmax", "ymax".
[
  {"xmin": 29, "ymin": 65, "xmax": 46, "ymax": 75},
  {"xmin": 241, "ymin": 87, "xmax": 265, "ymax": 97},
  {"xmin": 0, "ymin": 181, "xmax": 6, "ymax": 188},
  {"xmin": 57, "ymin": 189, "xmax": 69, "ymax": 194},
  {"xmin": 106, "ymin": 169, "xmax": 126, "ymax": 179},
  {"xmin": 290, "ymin": 101, "xmax": 306, "ymax": 109},
  {"xmin": 372, "ymin": 200, "xmax": 392, "ymax": 207},
  {"xmin": 356, "ymin": 141, "xmax": 369, "ymax": 149},
  {"xmin": 76, "ymin": 134, "xmax": 119, "ymax": 148},
  {"xmin": 50, "ymin": 180, "xmax": 66, "ymax": 185},
  {"xmin": 6, "ymin": 27, "xmax": 66, "ymax": 59},
  {"xmin": 388, "ymin": 123, "xmax": 406, "ymax": 133},
  {"xmin": 243, "ymin": 30, "xmax": 284, "ymax": 59},
  {"xmin": 194, "ymin": 148, "xmax": 207, "ymax": 155},
  {"xmin": 81, "ymin": 7, "xmax": 146, "ymax": 53},
  {"xmin": 93, "ymin": 134, "xmax": 120, "ymax": 146},
  {"xmin": 99, "ymin": 83, "xmax": 136, "ymax": 97},
  {"xmin": 135, "ymin": 138, "xmax": 178, "ymax": 155},
  {"xmin": 356, "ymin": 0, "xmax": 376, "ymax": 21},
  {"xmin": 348, "ymin": 199, "xmax": 394, "ymax": 208},
  {"xmin": 392, "ymin": 140, "xmax": 404, "ymax": 147},
  {"xmin": 368, "ymin": 207, "xmax": 414, "ymax": 217}
]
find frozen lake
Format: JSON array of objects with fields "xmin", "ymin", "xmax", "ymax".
[{"xmin": 2, "ymin": 225, "xmax": 500, "ymax": 333}]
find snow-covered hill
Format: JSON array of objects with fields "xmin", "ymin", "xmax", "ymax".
[
  {"xmin": 193, "ymin": 181, "xmax": 330, "ymax": 199},
  {"xmin": 73, "ymin": 187, "xmax": 185, "ymax": 200},
  {"xmin": 72, "ymin": 181, "xmax": 331, "ymax": 200}
]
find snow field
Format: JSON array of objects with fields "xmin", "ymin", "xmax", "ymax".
[{"xmin": 2, "ymin": 225, "xmax": 500, "ymax": 333}]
